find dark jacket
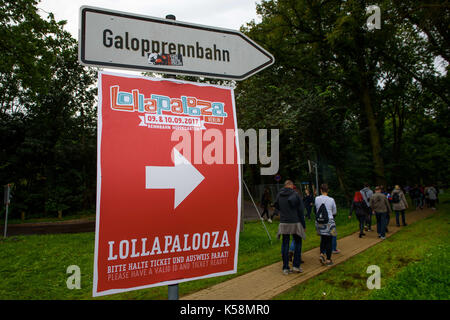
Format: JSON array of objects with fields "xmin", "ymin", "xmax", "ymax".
[
  {"xmin": 303, "ymin": 194, "xmax": 314, "ymax": 209},
  {"xmin": 349, "ymin": 201, "xmax": 368, "ymax": 217},
  {"xmin": 274, "ymin": 187, "xmax": 306, "ymax": 228},
  {"xmin": 260, "ymin": 192, "xmax": 271, "ymax": 208}
]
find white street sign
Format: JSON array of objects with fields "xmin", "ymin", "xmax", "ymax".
[{"xmin": 79, "ymin": 6, "xmax": 274, "ymax": 80}]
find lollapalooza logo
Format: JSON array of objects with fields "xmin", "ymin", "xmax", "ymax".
[{"xmin": 110, "ymin": 85, "xmax": 229, "ymax": 130}]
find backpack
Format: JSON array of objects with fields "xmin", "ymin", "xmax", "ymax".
[
  {"xmin": 392, "ymin": 192, "xmax": 400, "ymax": 204},
  {"xmin": 315, "ymin": 203, "xmax": 329, "ymax": 224}
]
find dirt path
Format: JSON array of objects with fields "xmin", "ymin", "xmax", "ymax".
[{"xmin": 182, "ymin": 208, "xmax": 434, "ymax": 300}]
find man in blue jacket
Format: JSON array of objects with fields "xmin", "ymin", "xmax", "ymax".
[{"xmin": 274, "ymin": 180, "xmax": 306, "ymax": 274}]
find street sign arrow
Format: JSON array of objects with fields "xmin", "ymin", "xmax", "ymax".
[
  {"xmin": 145, "ymin": 148, "xmax": 205, "ymax": 209},
  {"xmin": 79, "ymin": 6, "xmax": 274, "ymax": 80}
]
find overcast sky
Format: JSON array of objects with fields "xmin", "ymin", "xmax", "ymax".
[{"xmin": 37, "ymin": 0, "xmax": 262, "ymax": 40}]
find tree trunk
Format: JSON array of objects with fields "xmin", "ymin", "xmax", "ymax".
[
  {"xmin": 58, "ymin": 210, "xmax": 62, "ymax": 219},
  {"xmin": 335, "ymin": 166, "xmax": 351, "ymax": 201},
  {"xmin": 361, "ymin": 84, "xmax": 386, "ymax": 186}
]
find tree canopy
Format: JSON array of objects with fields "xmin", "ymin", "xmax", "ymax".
[{"xmin": 236, "ymin": 0, "xmax": 449, "ymax": 199}]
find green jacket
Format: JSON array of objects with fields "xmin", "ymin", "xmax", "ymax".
[{"xmin": 369, "ymin": 192, "xmax": 392, "ymax": 213}]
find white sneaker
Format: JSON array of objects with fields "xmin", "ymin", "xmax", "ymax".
[
  {"xmin": 268, "ymin": 219, "xmax": 272, "ymax": 223},
  {"xmin": 283, "ymin": 269, "xmax": 292, "ymax": 275},
  {"xmin": 293, "ymin": 267, "xmax": 303, "ymax": 273}
]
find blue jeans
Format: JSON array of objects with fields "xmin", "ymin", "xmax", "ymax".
[
  {"xmin": 332, "ymin": 236, "xmax": 337, "ymax": 251},
  {"xmin": 282, "ymin": 234, "xmax": 302, "ymax": 269},
  {"xmin": 395, "ymin": 210, "xmax": 406, "ymax": 225},
  {"xmin": 320, "ymin": 235, "xmax": 337, "ymax": 253},
  {"xmin": 366, "ymin": 210, "xmax": 373, "ymax": 229},
  {"xmin": 375, "ymin": 212, "xmax": 388, "ymax": 237},
  {"xmin": 305, "ymin": 206, "xmax": 312, "ymax": 219},
  {"xmin": 289, "ymin": 237, "xmax": 303, "ymax": 253}
]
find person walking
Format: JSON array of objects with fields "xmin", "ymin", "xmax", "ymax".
[
  {"xmin": 391, "ymin": 185, "xmax": 408, "ymax": 226},
  {"xmin": 410, "ymin": 184, "xmax": 421, "ymax": 210},
  {"xmin": 315, "ymin": 184, "xmax": 337, "ymax": 266},
  {"xmin": 274, "ymin": 180, "xmax": 306, "ymax": 275},
  {"xmin": 380, "ymin": 185, "xmax": 390, "ymax": 233},
  {"xmin": 370, "ymin": 186, "xmax": 392, "ymax": 239},
  {"xmin": 260, "ymin": 188, "xmax": 272, "ymax": 222},
  {"xmin": 331, "ymin": 210, "xmax": 340, "ymax": 254},
  {"xmin": 426, "ymin": 185, "xmax": 438, "ymax": 210},
  {"xmin": 303, "ymin": 188, "xmax": 314, "ymax": 220},
  {"xmin": 419, "ymin": 185, "xmax": 425, "ymax": 209},
  {"xmin": 288, "ymin": 186, "xmax": 305, "ymax": 263},
  {"xmin": 348, "ymin": 191, "xmax": 368, "ymax": 238},
  {"xmin": 424, "ymin": 186, "xmax": 430, "ymax": 208},
  {"xmin": 360, "ymin": 183, "xmax": 374, "ymax": 231}
]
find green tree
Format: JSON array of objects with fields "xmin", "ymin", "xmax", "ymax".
[
  {"xmin": 0, "ymin": 0, "xmax": 97, "ymax": 218},
  {"xmin": 237, "ymin": 0, "xmax": 448, "ymax": 188}
]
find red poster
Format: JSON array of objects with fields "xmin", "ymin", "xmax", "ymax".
[{"xmin": 93, "ymin": 71, "xmax": 241, "ymax": 297}]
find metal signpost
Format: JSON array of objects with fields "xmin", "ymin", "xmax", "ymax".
[{"xmin": 165, "ymin": 14, "xmax": 179, "ymax": 301}]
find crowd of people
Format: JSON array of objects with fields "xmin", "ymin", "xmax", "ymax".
[{"xmin": 261, "ymin": 180, "xmax": 440, "ymax": 275}]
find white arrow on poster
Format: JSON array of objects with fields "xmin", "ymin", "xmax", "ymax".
[
  {"xmin": 145, "ymin": 148, "xmax": 205, "ymax": 209},
  {"xmin": 79, "ymin": 6, "xmax": 274, "ymax": 80}
]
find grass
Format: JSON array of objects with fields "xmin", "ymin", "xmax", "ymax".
[
  {"xmin": 273, "ymin": 195, "xmax": 450, "ymax": 300},
  {"xmin": 0, "ymin": 205, "xmax": 363, "ymax": 300},
  {"xmin": 370, "ymin": 242, "xmax": 450, "ymax": 299},
  {"xmin": 0, "ymin": 194, "xmax": 436, "ymax": 300}
]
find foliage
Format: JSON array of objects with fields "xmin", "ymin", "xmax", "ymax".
[
  {"xmin": 0, "ymin": 0, "xmax": 97, "ymax": 219},
  {"xmin": 236, "ymin": 0, "xmax": 450, "ymax": 192}
]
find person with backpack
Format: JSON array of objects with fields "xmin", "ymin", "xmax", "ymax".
[
  {"xmin": 391, "ymin": 185, "xmax": 408, "ymax": 227},
  {"xmin": 315, "ymin": 183, "xmax": 337, "ymax": 266},
  {"xmin": 370, "ymin": 186, "xmax": 392, "ymax": 239},
  {"xmin": 360, "ymin": 183, "xmax": 374, "ymax": 231},
  {"xmin": 274, "ymin": 180, "xmax": 306, "ymax": 275},
  {"xmin": 348, "ymin": 191, "xmax": 368, "ymax": 238}
]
